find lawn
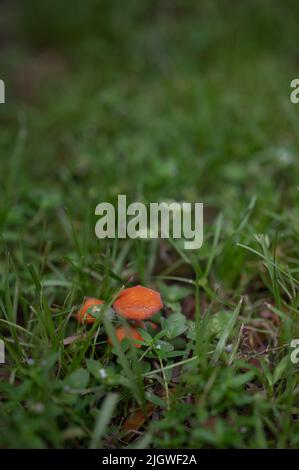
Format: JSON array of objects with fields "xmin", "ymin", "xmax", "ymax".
[{"xmin": 1, "ymin": 0, "xmax": 299, "ymax": 449}]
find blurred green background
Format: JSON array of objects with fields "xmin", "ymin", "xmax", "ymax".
[
  {"xmin": 1, "ymin": 0, "xmax": 298, "ymax": 199},
  {"xmin": 1, "ymin": 0, "xmax": 299, "ymax": 282},
  {"xmin": 1, "ymin": 0, "xmax": 299, "ymax": 301}
]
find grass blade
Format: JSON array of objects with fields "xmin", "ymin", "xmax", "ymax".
[
  {"xmin": 89, "ymin": 393, "xmax": 119, "ymax": 449},
  {"xmin": 212, "ymin": 297, "xmax": 243, "ymax": 365}
]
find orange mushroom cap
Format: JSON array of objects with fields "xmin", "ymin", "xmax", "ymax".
[
  {"xmin": 108, "ymin": 325, "xmax": 144, "ymax": 348},
  {"xmin": 76, "ymin": 298, "xmax": 104, "ymax": 324},
  {"xmin": 113, "ymin": 285, "xmax": 163, "ymax": 320}
]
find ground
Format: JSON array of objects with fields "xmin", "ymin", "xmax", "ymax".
[{"xmin": 1, "ymin": 0, "xmax": 299, "ymax": 449}]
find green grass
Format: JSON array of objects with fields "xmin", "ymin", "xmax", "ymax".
[{"xmin": 1, "ymin": 0, "xmax": 299, "ymax": 449}]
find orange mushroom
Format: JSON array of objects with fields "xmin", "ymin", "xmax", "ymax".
[
  {"xmin": 113, "ymin": 285, "xmax": 163, "ymax": 321},
  {"xmin": 76, "ymin": 298, "xmax": 104, "ymax": 324},
  {"xmin": 108, "ymin": 325, "xmax": 144, "ymax": 348}
]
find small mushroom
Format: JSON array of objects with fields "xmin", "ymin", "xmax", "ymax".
[
  {"xmin": 113, "ymin": 285, "xmax": 163, "ymax": 321},
  {"xmin": 108, "ymin": 325, "xmax": 144, "ymax": 348},
  {"xmin": 76, "ymin": 298, "xmax": 104, "ymax": 324}
]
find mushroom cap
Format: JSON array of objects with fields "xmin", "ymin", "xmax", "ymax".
[
  {"xmin": 108, "ymin": 325, "xmax": 144, "ymax": 348},
  {"xmin": 76, "ymin": 298, "xmax": 104, "ymax": 324},
  {"xmin": 113, "ymin": 285, "xmax": 163, "ymax": 320}
]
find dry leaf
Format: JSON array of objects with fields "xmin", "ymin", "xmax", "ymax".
[
  {"xmin": 63, "ymin": 334, "xmax": 81, "ymax": 346},
  {"xmin": 121, "ymin": 404, "xmax": 154, "ymax": 443}
]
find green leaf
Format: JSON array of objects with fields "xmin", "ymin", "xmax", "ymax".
[
  {"xmin": 206, "ymin": 311, "xmax": 232, "ymax": 337},
  {"xmin": 86, "ymin": 359, "xmax": 103, "ymax": 378},
  {"xmin": 228, "ymin": 371, "xmax": 255, "ymax": 388},
  {"xmin": 163, "ymin": 313, "xmax": 188, "ymax": 338},
  {"xmin": 155, "ymin": 340, "xmax": 174, "ymax": 352},
  {"xmin": 66, "ymin": 368, "xmax": 90, "ymax": 389},
  {"xmin": 139, "ymin": 329, "xmax": 154, "ymax": 344},
  {"xmin": 159, "ymin": 284, "xmax": 192, "ymax": 302}
]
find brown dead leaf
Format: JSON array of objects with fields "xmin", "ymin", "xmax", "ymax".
[
  {"xmin": 242, "ymin": 325, "xmax": 268, "ymax": 351},
  {"xmin": 121, "ymin": 404, "xmax": 154, "ymax": 443},
  {"xmin": 260, "ymin": 306, "xmax": 280, "ymax": 327},
  {"xmin": 63, "ymin": 334, "xmax": 82, "ymax": 346}
]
